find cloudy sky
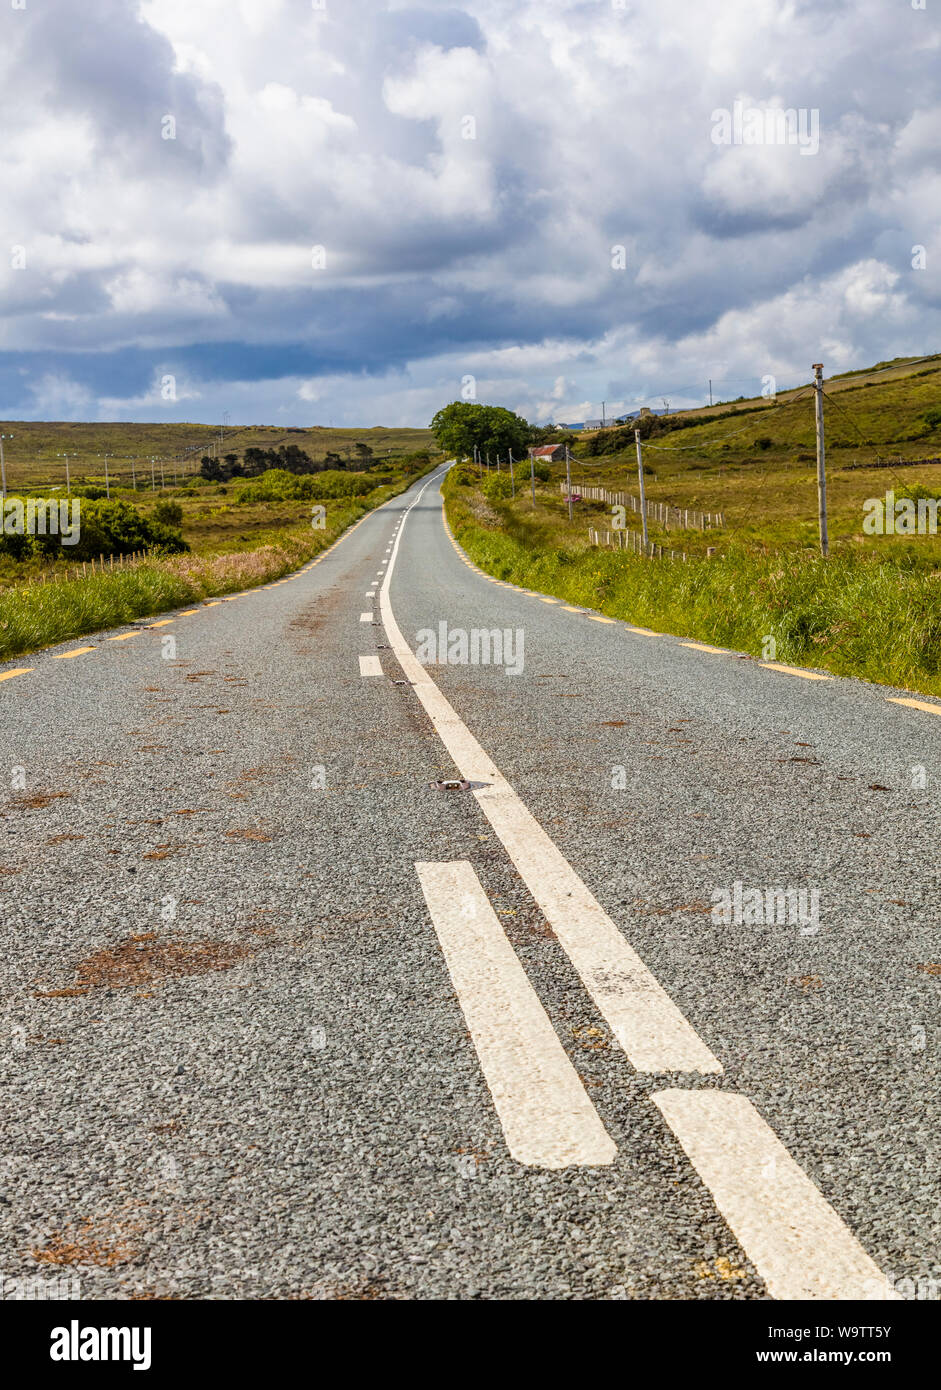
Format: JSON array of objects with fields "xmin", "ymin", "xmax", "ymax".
[{"xmin": 0, "ymin": 0, "xmax": 938, "ymax": 426}]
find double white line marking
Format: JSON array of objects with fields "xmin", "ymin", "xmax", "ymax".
[
  {"xmin": 376, "ymin": 467, "xmax": 897, "ymax": 1300},
  {"xmin": 381, "ymin": 475, "xmax": 719, "ymax": 1076}
]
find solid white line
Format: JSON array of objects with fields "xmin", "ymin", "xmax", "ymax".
[
  {"xmin": 379, "ymin": 468, "xmax": 721, "ymax": 1075},
  {"xmin": 652, "ymin": 1089, "xmax": 899, "ymax": 1301},
  {"xmin": 359, "ymin": 655, "xmax": 382, "ymax": 677},
  {"xmin": 360, "ymin": 612, "xmax": 373, "ymax": 623},
  {"xmin": 416, "ymin": 861, "xmax": 616, "ymax": 1169}
]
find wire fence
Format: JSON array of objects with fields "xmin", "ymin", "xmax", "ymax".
[
  {"xmin": 562, "ymin": 482, "xmax": 723, "ymax": 530},
  {"xmin": 7, "ymin": 549, "xmax": 158, "ymax": 595},
  {"xmin": 587, "ymin": 526, "xmax": 693, "ymax": 562}
]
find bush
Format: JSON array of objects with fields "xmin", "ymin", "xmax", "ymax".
[
  {"xmin": 152, "ymin": 499, "xmax": 184, "ymax": 528},
  {"xmin": 482, "ymin": 472, "xmax": 513, "ymax": 501},
  {"xmin": 236, "ymin": 468, "xmax": 385, "ymax": 503},
  {"xmin": 531, "ymin": 462, "xmax": 551, "ymax": 482},
  {"xmin": 0, "ymin": 496, "xmax": 188, "ymax": 562}
]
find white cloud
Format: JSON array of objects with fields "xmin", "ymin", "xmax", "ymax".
[{"xmin": 0, "ymin": 0, "xmax": 937, "ymax": 423}]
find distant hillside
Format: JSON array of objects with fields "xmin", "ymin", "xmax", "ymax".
[
  {"xmin": 0, "ymin": 421, "xmax": 435, "ymax": 491},
  {"xmin": 561, "ymin": 353, "xmax": 941, "ymax": 554}
]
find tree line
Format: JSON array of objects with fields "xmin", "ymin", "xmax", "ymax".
[{"xmin": 199, "ymin": 440, "xmax": 376, "ymax": 482}]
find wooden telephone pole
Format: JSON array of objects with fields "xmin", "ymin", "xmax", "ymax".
[
  {"xmin": 812, "ymin": 363, "xmax": 828, "ymax": 557},
  {"xmin": 634, "ymin": 430, "xmax": 649, "ymax": 549}
]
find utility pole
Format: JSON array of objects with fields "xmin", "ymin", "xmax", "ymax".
[
  {"xmin": 103, "ymin": 455, "xmax": 110, "ymax": 499},
  {"xmin": 130, "ymin": 457, "xmax": 137, "ymax": 491},
  {"xmin": 709, "ymin": 379, "xmax": 713, "ymax": 407},
  {"xmin": 508, "ymin": 449, "xmax": 515, "ymax": 498},
  {"xmin": 602, "ymin": 401, "xmax": 606, "ymax": 428},
  {"xmin": 812, "ymin": 363, "xmax": 828, "ymax": 557},
  {"xmin": 160, "ymin": 458, "xmax": 166, "ymax": 489},
  {"xmin": 150, "ymin": 457, "xmax": 156, "ymax": 491},
  {"xmin": 635, "ymin": 430, "xmax": 649, "ymax": 549},
  {"xmin": 529, "ymin": 448, "xmax": 536, "ymax": 506},
  {"xmin": 565, "ymin": 446, "xmax": 573, "ymax": 522},
  {"xmin": 0, "ymin": 433, "xmax": 10, "ymax": 499}
]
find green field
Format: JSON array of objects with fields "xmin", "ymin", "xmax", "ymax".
[
  {"xmin": 442, "ymin": 356, "xmax": 941, "ymax": 696},
  {"xmin": 564, "ymin": 357, "xmax": 941, "ymax": 559}
]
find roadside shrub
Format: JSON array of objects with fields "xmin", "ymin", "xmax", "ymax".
[{"xmin": 481, "ymin": 472, "xmax": 513, "ymax": 501}]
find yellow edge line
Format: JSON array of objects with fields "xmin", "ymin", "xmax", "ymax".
[
  {"xmin": 0, "ymin": 667, "xmax": 33, "ymax": 682},
  {"xmin": 759, "ymin": 662, "xmax": 831, "ymax": 681},
  {"xmin": 887, "ymin": 696, "xmax": 941, "ymax": 716},
  {"xmin": 53, "ymin": 646, "xmax": 96, "ymax": 659},
  {"xmin": 147, "ymin": 619, "xmax": 174, "ymax": 628},
  {"xmin": 682, "ymin": 641, "xmax": 729, "ymax": 654},
  {"xmin": 107, "ymin": 633, "xmax": 136, "ymax": 642}
]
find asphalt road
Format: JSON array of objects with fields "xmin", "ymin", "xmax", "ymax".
[{"xmin": 0, "ymin": 463, "xmax": 938, "ymax": 1301}]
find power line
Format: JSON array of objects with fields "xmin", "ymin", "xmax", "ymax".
[{"xmin": 643, "ymin": 387, "xmax": 813, "ymax": 451}]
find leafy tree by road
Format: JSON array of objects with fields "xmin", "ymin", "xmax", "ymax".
[{"xmin": 430, "ymin": 402, "xmax": 532, "ymax": 461}]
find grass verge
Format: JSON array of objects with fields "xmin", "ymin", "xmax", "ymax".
[{"xmin": 443, "ymin": 471, "xmax": 941, "ymax": 698}]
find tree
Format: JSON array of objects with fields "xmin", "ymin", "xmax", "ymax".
[
  {"xmin": 200, "ymin": 454, "xmax": 223, "ymax": 482},
  {"xmin": 430, "ymin": 402, "xmax": 532, "ymax": 461},
  {"xmin": 353, "ymin": 441, "xmax": 374, "ymax": 467}
]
